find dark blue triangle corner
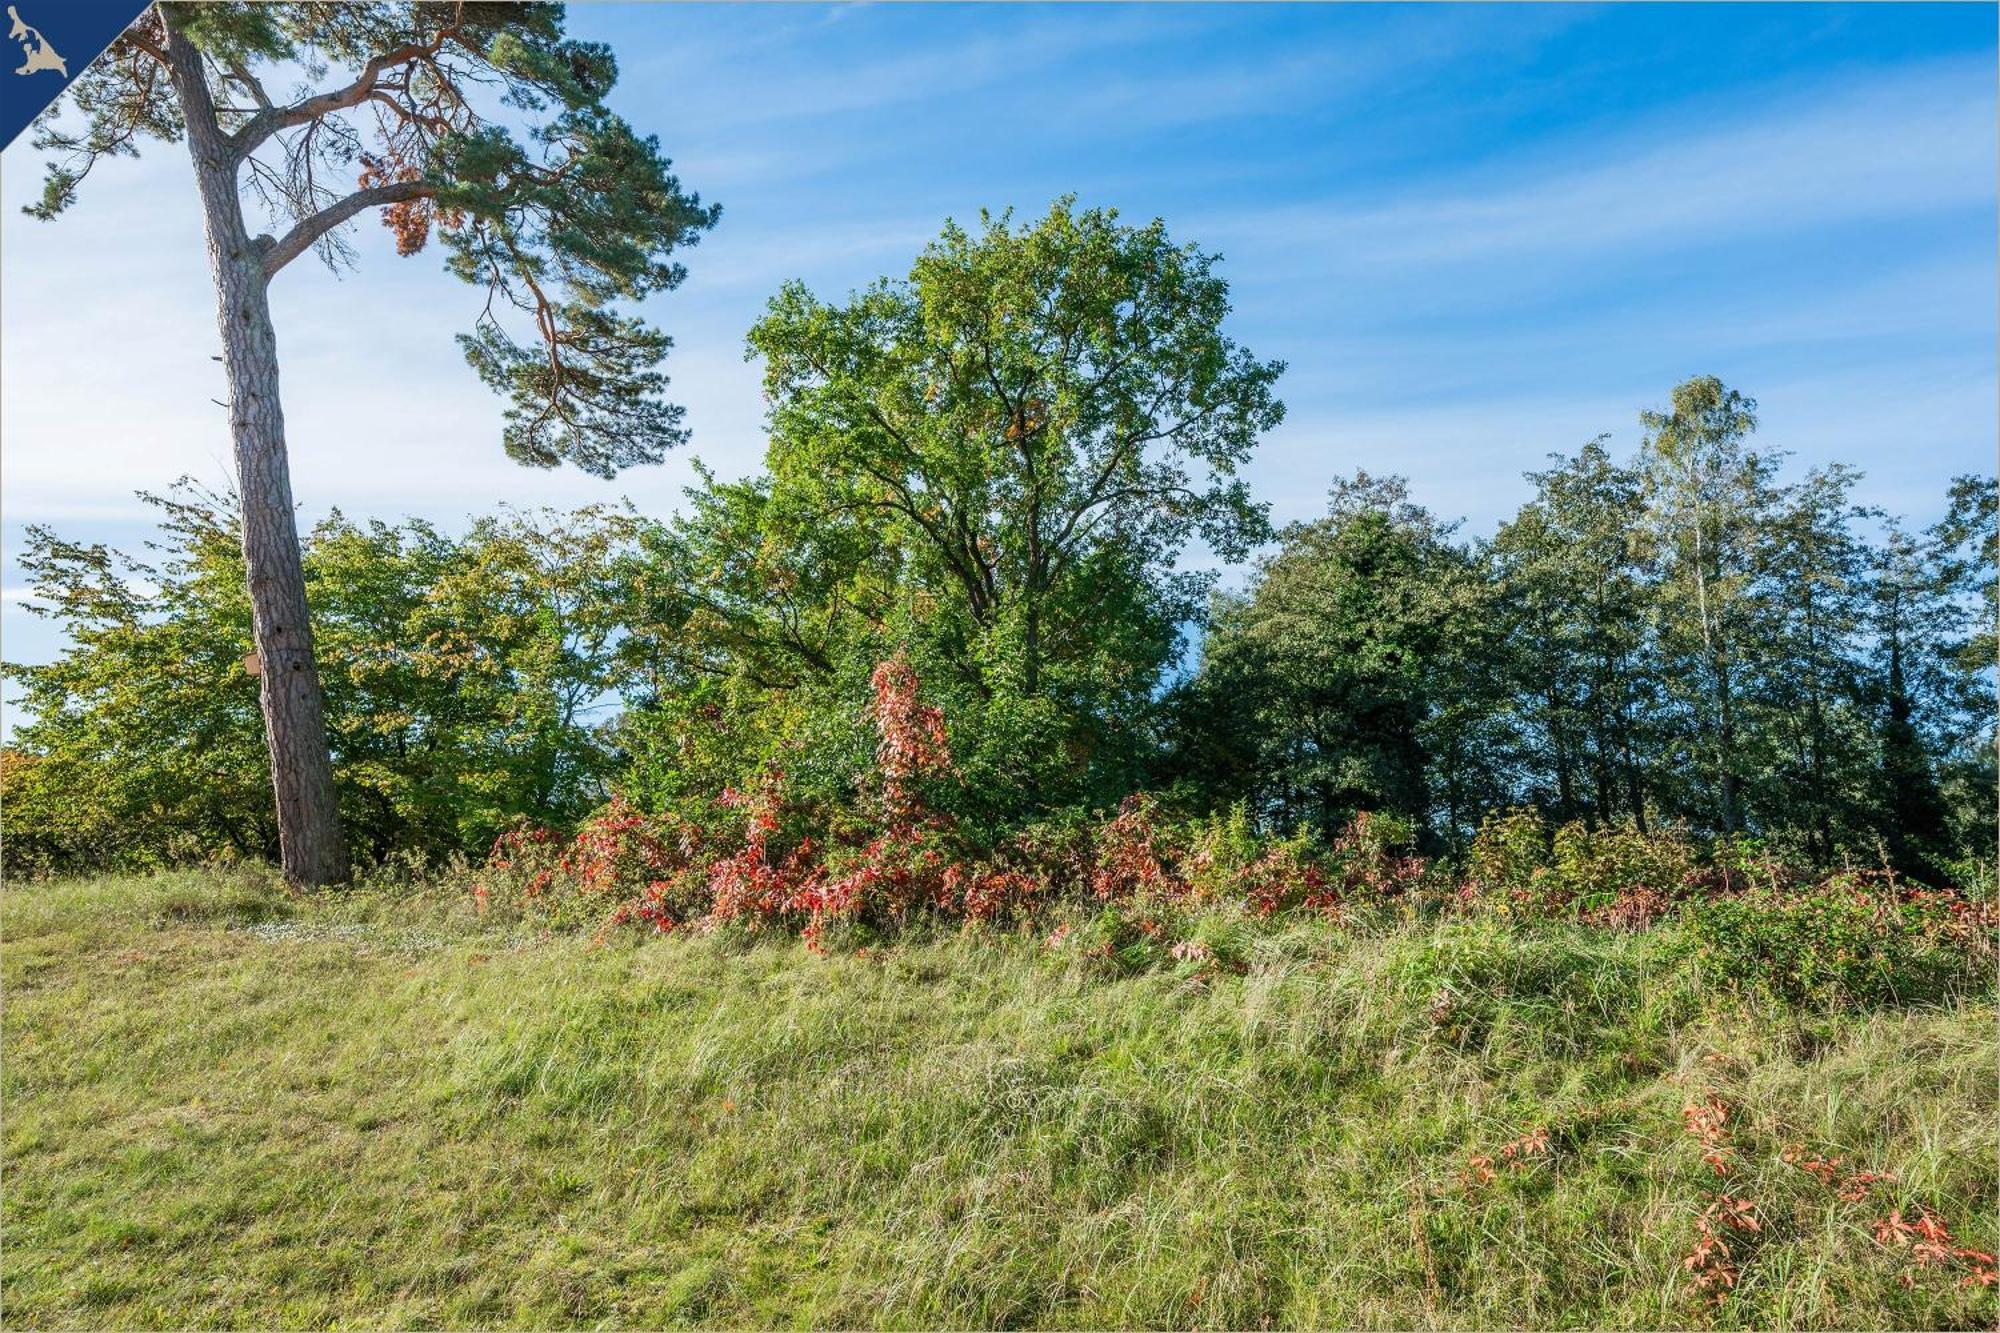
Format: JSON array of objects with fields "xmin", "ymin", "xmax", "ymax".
[{"xmin": 2, "ymin": 0, "xmax": 153, "ymax": 152}]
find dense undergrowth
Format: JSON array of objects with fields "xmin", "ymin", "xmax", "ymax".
[{"xmin": 469, "ymin": 659, "xmax": 1998, "ymax": 1016}]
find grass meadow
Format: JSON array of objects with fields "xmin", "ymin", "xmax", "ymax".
[{"xmin": 3, "ymin": 870, "xmax": 1994, "ymax": 1329}]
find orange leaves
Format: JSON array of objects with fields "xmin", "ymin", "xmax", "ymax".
[
  {"xmin": 1088, "ymin": 794, "xmax": 1423, "ymax": 917},
  {"xmin": 356, "ymin": 150, "xmax": 462, "ymax": 257},
  {"xmin": 702, "ymin": 767, "xmax": 808, "ymax": 936},
  {"xmin": 1710, "ymin": 1194, "xmax": 1763, "ymax": 1234},
  {"xmin": 1685, "ymin": 1194, "xmax": 1762, "ymax": 1302},
  {"xmin": 1781, "ymin": 1144, "xmax": 1893, "ymax": 1202},
  {"xmin": 1872, "ymin": 1205, "xmax": 1998, "ymax": 1290},
  {"xmin": 1837, "ymin": 1171, "xmax": 1894, "ymax": 1204},
  {"xmin": 1777, "ymin": 1142, "xmax": 1996, "ymax": 1294},
  {"xmin": 869, "ymin": 652, "xmax": 954, "ymax": 822},
  {"xmin": 1507, "ymin": 1126, "xmax": 1553, "ymax": 1160},
  {"xmin": 1464, "ymin": 1125, "xmax": 1553, "ymax": 1192},
  {"xmin": 1784, "ymin": 1148, "xmax": 1843, "ymax": 1187},
  {"xmin": 1003, "ymin": 397, "xmax": 1050, "ymax": 441},
  {"xmin": 1090, "ymin": 794, "xmax": 1176, "ymax": 902},
  {"xmin": 382, "ymin": 197, "xmax": 433, "ymax": 257},
  {"xmin": 1660, "ymin": 1095, "xmax": 1974, "ymax": 1312},
  {"xmin": 357, "ymin": 152, "xmax": 436, "ymax": 256},
  {"xmin": 1681, "ymin": 1094, "xmax": 1735, "ymax": 1176},
  {"xmin": 1674, "ymin": 1092, "xmax": 1762, "ymax": 1304}
]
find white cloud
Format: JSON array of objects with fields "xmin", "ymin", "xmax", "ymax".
[
  {"xmin": 1, "ymin": 17, "xmax": 1988, "ymax": 548},
  {"xmin": 1253, "ymin": 357, "xmax": 1996, "ymax": 536},
  {"xmin": 1201, "ymin": 56, "xmax": 1995, "ymax": 279},
  {"xmin": 627, "ymin": 6, "xmax": 1221, "ymax": 133}
]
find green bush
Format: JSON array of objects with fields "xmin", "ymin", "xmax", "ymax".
[{"xmin": 1666, "ymin": 877, "xmax": 1995, "ymax": 1008}]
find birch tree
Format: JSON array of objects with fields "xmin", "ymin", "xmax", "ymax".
[{"xmin": 1638, "ymin": 376, "xmax": 1769, "ymax": 835}]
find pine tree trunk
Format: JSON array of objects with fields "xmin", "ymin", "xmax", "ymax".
[{"xmin": 163, "ymin": 10, "xmax": 348, "ymax": 886}]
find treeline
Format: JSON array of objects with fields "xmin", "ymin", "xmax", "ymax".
[
  {"xmin": 4, "ymin": 202, "xmax": 1993, "ymax": 882},
  {"xmin": 1168, "ymin": 426, "xmax": 1995, "ymax": 882}
]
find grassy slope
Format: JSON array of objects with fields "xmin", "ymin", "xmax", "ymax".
[{"xmin": 3, "ymin": 873, "xmax": 1994, "ymax": 1330}]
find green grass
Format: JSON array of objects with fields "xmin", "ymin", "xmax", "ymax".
[{"xmin": 4, "ymin": 872, "xmax": 1994, "ymax": 1329}]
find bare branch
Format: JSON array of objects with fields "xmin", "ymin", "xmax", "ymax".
[
  {"xmin": 262, "ymin": 179, "xmax": 433, "ymax": 278},
  {"xmin": 125, "ymin": 28, "xmax": 168, "ymax": 64}
]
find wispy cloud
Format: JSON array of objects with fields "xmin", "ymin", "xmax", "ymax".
[
  {"xmin": 1, "ymin": 1, "xmax": 1990, "ymax": 648},
  {"xmin": 681, "ymin": 215, "xmax": 942, "ymax": 295},
  {"xmin": 1203, "ymin": 56, "xmax": 1994, "ymax": 278},
  {"xmin": 1250, "ymin": 354, "xmax": 1996, "ymax": 536},
  {"xmin": 636, "ymin": 6, "xmax": 1223, "ymax": 133},
  {"xmin": 1027, "ymin": 5, "xmax": 1587, "ymax": 138}
]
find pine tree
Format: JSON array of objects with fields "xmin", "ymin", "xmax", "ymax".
[{"xmin": 24, "ymin": 3, "xmax": 718, "ymax": 883}]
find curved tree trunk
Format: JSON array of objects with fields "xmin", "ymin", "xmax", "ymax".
[{"xmin": 163, "ymin": 9, "xmax": 348, "ymax": 886}]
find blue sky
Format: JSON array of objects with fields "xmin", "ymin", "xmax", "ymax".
[{"xmin": 1, "ymin": 2, "xmax": 1995, "ymax": 684}]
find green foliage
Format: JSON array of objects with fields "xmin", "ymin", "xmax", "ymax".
[
  {"xmin": 1178, "ymin": 377, "xmax": 1993, "ymax": 869},
  {"xmin": 712, "ymin": 198, "xmax": 1284, "ymax": 823},
  {"xmin": 3, "ymin": 489, "xmax": 650, "ymax": 872},
  {"xmin": 6, "ymin": 173, "xmax": 1994, "ymax": 893},
  {"xmin": 1668, "ymin": 879, "xmax": 1995, "ymax": 1010},
  {"xmin": 1869, "ymin": 510, "xmax": 1989, "ymax": 881},
  {"xmin": 28, "ymin": 2, "xmax": 719, "ymax": 471},
  {"xmin": 1465, "ymin": 808, "xmax": 1702, "ymax": 915},
  {"xmin": 3, "ymin": 488, "xmax": 271, "ymax": 874},
  {"xmin": 1170, "ymin": 472, "xmax": 1505, "ymax": 845},
  {"xmin": 1488, "ymin": 438, "xmax": 1656, "ymax": 830},
  {"xmin": 1548, "ymin": 819, "xmax": 1699, "ymax": 909}
]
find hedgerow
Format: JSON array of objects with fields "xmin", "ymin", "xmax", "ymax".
[{"xmin": 467, "ymin": 658, "xmax": 1997, "ymax": 1009}]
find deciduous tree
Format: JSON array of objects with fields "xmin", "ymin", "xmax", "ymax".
[
  {"xmin": 1181, "ymin": 474, "xmax": 1499, "ymax": 844},
  {"xmin": 1638, "ymin": 376, "xmax": 1772, "ymax": 835},
  {"xmin": 701, "ymin": 199, "xmax": 1283, "ymax": 817},
  {"xmin": 1491, "ymin": 438, "xmax": 1656, "ymax": 830}
]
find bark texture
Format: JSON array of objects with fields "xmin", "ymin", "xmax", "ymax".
[{"xmin": 162, "ymin": 9, "xmax": 348, "ymax": 886}]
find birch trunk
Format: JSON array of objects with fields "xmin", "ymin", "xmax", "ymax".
[{"xmin": 162, "ymin": 10, "xmax": 348, "ymax": 886}]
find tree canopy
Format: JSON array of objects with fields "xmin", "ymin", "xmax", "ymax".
[
  {"xmin": 23, "ymin": 2, "xmax": 719, "ymax": 884},
  {"xmin": 637, "ymin": 200, "xmax": 1286, "ymax": 823},
  {"xmin": 31, "ymin": 2, "xmax": 719, "ymax": 474},
  {"xmin": 5, "ymin": 181, "xmax": 1993, "ymax": 886}
]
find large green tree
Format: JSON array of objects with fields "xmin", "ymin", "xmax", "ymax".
[
  {"xmin": 4, "ymin": 488, "xmax": 272, "ymax": 871},
  {"xmin": 1930, "ymin": 475, "xmax": 2000, "ymax": 860},
  {"xmin": 26, "ymin": 2, "xmax": 717, "ymax": 883},
  {"xmin": 1490, "ymin": 439, "xmax": 1656, "ymax": 830},
  {"xmin": 1750, "ymin": 464, "xmax": 1876, "ymax": 860},
  {"xmin": 4, "ymin": 490, "xmax": 647, "ymax": 873},
  {"xmin": 644, "ymin": 200, "xmax": 1284, "ymax": 820},
  {"xmin": 1866, "ymin": 483, "xmax": 1999, "ymax": 879}
]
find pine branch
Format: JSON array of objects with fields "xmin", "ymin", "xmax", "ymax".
[
  {"xmin": 261, "ymin": 179, "xmax": 433, "ymax": 277},
  {"xmin": 229, "ymin": 15, "xmax": 465, "ymax": 160}
]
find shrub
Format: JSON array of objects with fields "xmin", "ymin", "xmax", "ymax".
[
  {"xmin": 1552, "ymin": 820, "xmax": 1700, "ymax": 915},
  {"xmin": 454, "ymin": 656, "xmax": 2000, "ymax": 1017},
  {"xmin": 473, "ymin": 799, "xmax": 708, "ymax": 932},
  {"xmin": 1468, "ymin": 808, "xmax": 1553, "ymax": 899},
  {"xmin": 1666, "ymin": 873, "xmax": 1998, "ymax": 1008}
]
